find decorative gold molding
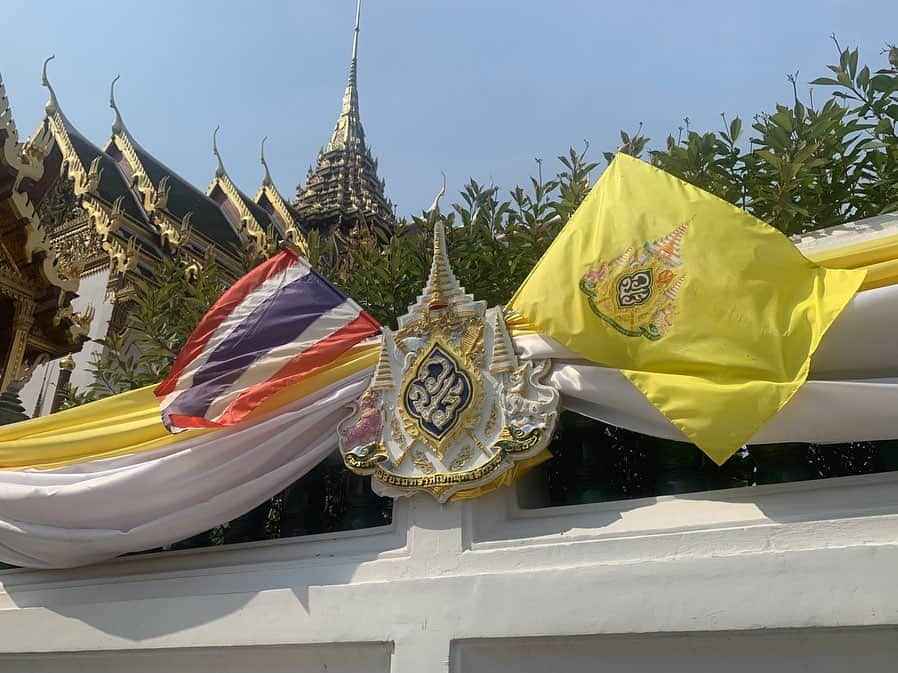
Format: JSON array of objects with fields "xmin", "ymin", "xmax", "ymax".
[
  {"xmin": 211, "ymin": 172, "xmax": 267, "ymax": 252},
  {"xmin": 209, "ymin": 127, "xmax": 267, "ymax": 254},
  {"xmin": 255, "ymin": 136, "xmax": 308, "ymax": 252},
  {"xmin": 44, "ymin": 112, "xmax": 102, "ymax": 196},
  {"xmin": 2, "ymin": 68, "xmax": 79, "ymax": 299},
  {"xmin": 0, "ymin": 79, "xmax": 43, "ymax": 183},
  {"xmin": 112, "ymin": 130, "xmax": 164, "ymax": 212},
  {"xmin": 157, "ymin": 210, "xmax": 190, "ymax": 251},
  {"xmin": 82, "ymin": 195, "xmax": 139, "ymax": 276},
  {"xmin": 53, "ymin": 303, "xmax": 94, "ymax": 343}
]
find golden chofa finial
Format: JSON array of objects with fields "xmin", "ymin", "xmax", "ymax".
[
  {"xmin": 41, "ymin": 55, "xmax": 59, "ymax": 115},
  {"xmin": 260, "ymin": 136, "xmax": 273, "ymax": 187},
  {"xmin": 212, "ymin": 125, "xmax": 225, "ymax": 179},
  {"xmin": 109, "ymin": 75, "xmax": 127, "ymax": 135}
]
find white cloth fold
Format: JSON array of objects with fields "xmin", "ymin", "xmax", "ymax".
[
  {"xmin": 0, "ymin": 371, "xmax": 370, "ymax": 569},
  {"xmin": 1, "ymin": 284, "xmax": 897, "ymax": 569}
]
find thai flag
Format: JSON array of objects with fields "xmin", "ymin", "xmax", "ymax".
[{"xmin": 155, "ymin": 247, "xmax": 380, "ymax": 431}]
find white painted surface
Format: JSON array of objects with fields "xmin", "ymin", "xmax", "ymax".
[
  {"xmin": 1, "ymin": 472, "xmax": 897, "ymax": 672},
  {"xmin": 20, "ymin": 266, "xmax": 114, "ymax": 415}
]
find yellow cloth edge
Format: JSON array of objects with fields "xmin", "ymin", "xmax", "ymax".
[
  {"xmin": 804, "ymin": 231, "xmax": 898, "ymax": 268},
  {"xmin": 0, "ymin": 344, "xmax": 378, "ymax": 470}
]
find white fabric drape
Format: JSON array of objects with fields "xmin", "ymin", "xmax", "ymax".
[
  {"xmin": 0, "ymin": 286, "xmax": 896, "ymax": 569},
  {"xmin": 514, "ymin": 284, "xmax": 898, "ymax": 445},
  {"xmin": 0, "ymin": 372, "xmax": 370, "ymax": 569}
]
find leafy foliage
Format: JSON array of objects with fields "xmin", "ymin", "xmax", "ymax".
[
  {"xmin": 63, "ymin": 254, "xmax": 226, "ymax": 406},
  {"xmin": 633, "ymin": 39, "xmax": 898, "ymax": 235}
]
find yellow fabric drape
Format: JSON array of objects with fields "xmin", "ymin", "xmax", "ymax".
[
  {"xmin": 2, "ymin": 208, "xmax": 896, "ymax": 473},
  {"xmin": 0, "ymin": 344, "xmax": 378, "ymax": 470}
]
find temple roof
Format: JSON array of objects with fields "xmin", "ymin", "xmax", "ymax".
[
  {"xmin": 206, "ymin": 128, "xmax": 281, "ymax": 251},
  {"xmin": 254, "ymin": 136, "xmax": 304, "ymax": 246},
  {"xmin": 28, "ymin": 58, "xmax": 163, "ymax": 268},
  {"xmin": 104, "ymin": 80, "xmax": 242, "ymax": 253},
  {"xmin": 295, "ymin": 0, "xmax": 395, "ymax": 233},
  {"xmin": 131, "ymin": 142, "xmax": 242, "ymax": 250},
  {"xmin": 61, "ymin": 119, "xmax": 149, "ymax": 230}
]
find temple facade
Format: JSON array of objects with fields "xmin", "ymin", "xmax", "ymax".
[
  {"xmin": 0, "ymin": 0, "xmax": 394, "ymax": 417},
  {"xmin": 0, "ymin": 71, "xmax": 91, "ymax": 418}
]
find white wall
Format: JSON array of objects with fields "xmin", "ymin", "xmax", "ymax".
[
  {"xmin": 1, "ymin": 472, "xmax": 897, "ymax": 672},
  {"xmin": 20, "ymin": 266, "xmax": 114, "ymax": 415}
]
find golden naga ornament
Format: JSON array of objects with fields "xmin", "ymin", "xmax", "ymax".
[{"xmin": 338, "ymin": 209, "xmax": 559, "ymax": 502}]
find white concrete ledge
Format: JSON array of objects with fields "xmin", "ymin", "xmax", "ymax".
[{"xmin": 1, "ymin": 471, "xmax": 897, "ymax": 672}]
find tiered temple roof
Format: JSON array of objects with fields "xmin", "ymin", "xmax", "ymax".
[
  {"xmin": 104, "ymin": 77, "xmax": 244, "ymax": 258},
  {"xmin": 295, "ymin": 0, "xmax": 395, "ymax": 234},
  {"xmin": 206, "ymin": 126, "xmax": 279, "ymax": 256},
  {"xmin": 1, "ymin": 0, "xmax": 392, "ymax": 411},
  {"xmin": 254, "ymin": 137, "xmax": 305, "ymax": 249},
  {"xmin": 0, "ymin": 67, "xmax": 91, "ymax": 393}
]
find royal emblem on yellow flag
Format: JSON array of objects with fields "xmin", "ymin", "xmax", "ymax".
[
  {"xmin": 580, "ymin": 222, "xmax": 688, "ymax": 340},
  {"xmin": 508, "ymin": 153, "xmax": 866, "ymax": 464}
]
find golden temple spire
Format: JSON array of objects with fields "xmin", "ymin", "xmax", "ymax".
[
  {"xmin": 109, "ymin": 75, "xmax": 128, "ymax": 135},
  {"xmin": 352, "ymin": 0, "xmax": 361, "ymax": 64},
  {"xmin": 41, "ymin": 56, "xmax": 59, "ymax": 116},
  {"xmin": 212, "ymin": 125, "xmax": 226, "ymax": 179},
  {"xmin": 295, "ymin": 0, "xmax": 394, "ymax": 234},
  {"xmin": 260, "ymin": 136, "xmax": 273, "ymax": 187},
  {"xmin": 647, "ymin": 220, "xmax": 689, "ymax": 268},
  {"xmin": 327, "ymin": 0, "xmax": 364, "ymax": 153}
]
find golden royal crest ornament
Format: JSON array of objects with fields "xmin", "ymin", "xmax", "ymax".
[
  {"xmin": 338, "ymin": 196, "xmax": 560, "ymax": 502},
  {"xmin": 579, "ymin": 221, "xmax": 689, "ymax": 341}
]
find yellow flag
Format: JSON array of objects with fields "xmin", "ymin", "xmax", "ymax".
[{"xmin": 508, "ymin": 153, "xmax": 865, "ymax": 464}]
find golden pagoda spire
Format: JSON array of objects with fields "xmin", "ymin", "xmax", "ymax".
[
  {"xmin": 424, "ymin": 174, "xmax": 452, "ymax": 312},
  {"xmin": 647, "ymin": 221, "xmax": 689, "ymax": 267},
  {"xmin": 295, "ymin": 0, "xmax": 394, "ymax": 234},
  {"xmin": 40, "ymin": 56, "xmax": 59, "ymax": 116},
  {"xmin": 327, "ymin": 0, "xmax": 364, "ymax": 153}
]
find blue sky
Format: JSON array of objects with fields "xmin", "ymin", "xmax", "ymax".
[{"xmin": 1, "ymin": 0, "xmax": 895, "ymax": 217}]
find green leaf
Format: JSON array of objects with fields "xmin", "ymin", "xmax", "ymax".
[{"xmin": 870, "ymin": 74, "xmax": 898, "ymax": 92}]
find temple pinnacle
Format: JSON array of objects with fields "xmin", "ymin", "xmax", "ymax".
[{"xmin": 40, "ymin": 56, "xmax": 59, "ymax": 116}]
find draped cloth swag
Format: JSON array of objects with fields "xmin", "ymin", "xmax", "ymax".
[{"xmin": 0, "ymin": 238, "xmax": 896, "ymax": 568}]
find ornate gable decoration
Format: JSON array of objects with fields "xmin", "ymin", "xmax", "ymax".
[{"xmin": 338, "ymin": 220, "xmax": 559, "ymax": 502}]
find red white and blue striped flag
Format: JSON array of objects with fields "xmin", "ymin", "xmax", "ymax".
[{"xmin": 155, "ymin": 247, "xmax": 380, "ymax": 432}]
